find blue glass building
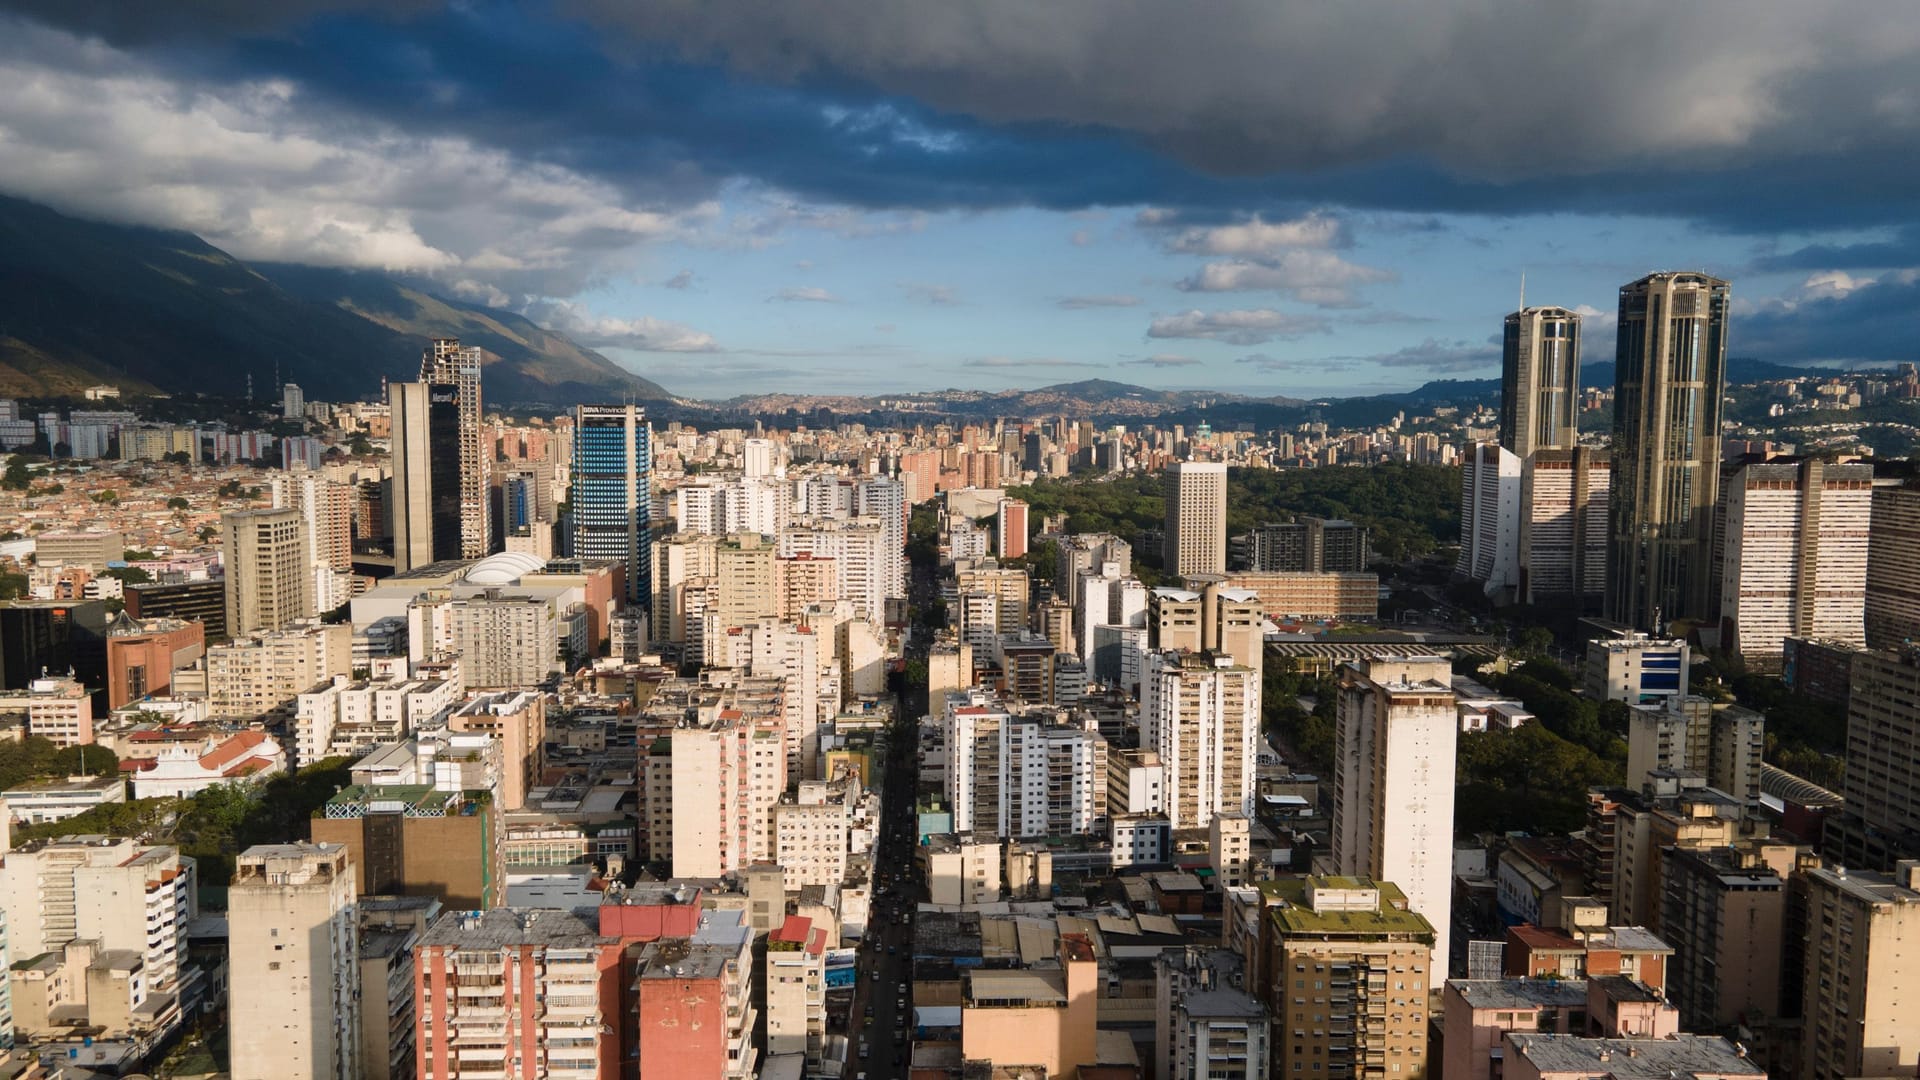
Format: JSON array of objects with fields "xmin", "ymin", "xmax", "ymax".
[{"xmin": 570, "ymin": 405, "xmax": 650, "ymax": 606}]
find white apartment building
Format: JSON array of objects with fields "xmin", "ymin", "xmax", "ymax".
[
  {"xmin": 1718, "ymin": 460, "xmax": 1871, "ymax": 671},
  {"xmin": 0, "ymin": 675, "xmax": 95, "ymax": 747},
  {"xmin": 0, "ymin": 838, "xmax": 196, "ymax": 1002},
  {"xmin": 1866, "ymin": 482, "xmax": 1920, "ymax": 649},
  {"xmin": 1156, "ymin": 947, "xmax": 1271, "ymax": 1080},
  {"xmin": 203, "ymin": 622, "xmax": 353, "ymax": 718},
  {"xmin": 293, "ymin": 675, "xmax": 460, "ymax": 766},
  {"xmin": 854, "ymin": 476, "xmax": 907, "ymax": 600},
  {"xmin": 1141, "ymin": 651, "xmax": 1258, "ymax": 830},
  {"xmin": 1584, "ymin": 632, "xmax": 1690, "ymax": 705},
  {"xmin": 766, "ymin": 915, "xmax": 829, "ymax": 1067},
  {"xmin": 778, "ymin": 517, "xmax": 888, "ymax": 623},
  {"xmin": 773, "ymin": 782, "xmax": 852, "ymax": 889},
  {"xmin": 228, "ymin": 843, "xmax": 360, "ymax": 1080},
  {"xmin": 671, "ymin": 711, "xmax": 787, "ymax": 879},
  {"xmin": 1519, "ymin": 447, "xmax": 1610, "ymax": 603},
  {"xmin": 1457, "ymin": 442, "xmax": 1523, "ymax": 600},
  {"xmin": 1331, "ymin": 654, "xmax": 1459, "ymax": 975},
  {"xmin": 943, "ymin": 689, "xmax": 1109, "ymax": 838},
  {"xmin": 718, "ymin": 618, "xmax": 827, "ymax": 780},
  {"xmin": 447, "ymin": 590, "xmax": 559, "ymax": 688}
]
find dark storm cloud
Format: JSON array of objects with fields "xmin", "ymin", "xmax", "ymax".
[{"xmin": 1738, "ymin": 275, "xmax": 1920, "ymax": 364}]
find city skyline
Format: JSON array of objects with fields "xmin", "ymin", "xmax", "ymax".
[{"xmin": 1, "ymin": 5, "xmax": 1919, "ymax": 399}]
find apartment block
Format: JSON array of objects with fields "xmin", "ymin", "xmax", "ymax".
[
  {"xmin": 1519, "ymin": 447, "xmax": 1610, "ymax": 605},
  {"xmin": 1584, "ymin": 631, "xmax": 1689, "ymax": 706},
  {"xmin": 1717, "ymin": 459, "xmax": 1870, "ymax": 670},
  {"xmin": 1155, "ymin": 946, "xmax": 1269, "ymax": 1080},
  {"xmin": 229, "ymin": 843, "xmax": 360, "ymax": 1080},
  {"xmin": 203, "ymin": 622, "xmax": 352, "ymax": 718},
  {"xmin": 1799, "ymin": 863, "xmax": 1920, "ymax": 1080},
  {"xmin": 1828, "ymin": 647, "xmax": 1920, "ymax": 869},
  {"xmin": 1142, "ymin": 650, "xmax": 1257, "ymax": 830},
  {"xmin": 1866, "ymin": 481, "xmax": 1920, "ymax": 649},
  {"xmin": 943, "ymin": 688, "xmax": 1108, "ymax": 838}
]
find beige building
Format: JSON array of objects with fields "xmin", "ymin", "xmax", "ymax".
[
  {"xmin": 924, "ymin": 834, "xmax": 1002, "ymax": 905},
  {"xmin": 0, "ymin": 674, "xmax": 95, "ymax": 747},
  {"xmin": 1829, "ymin": 647, "xmax": 1920, "ymax": 871},
  {"xmin": 775, "ymin": 553, "xmax": 839, "ymax": 621},
  {"xmin": 1866, "ymin": 481, "xmax": 1920, "ymax": 649},
  {"xmin": 1659, "ymin": 842, "xmax": 1793, "ymax": 1033},
  {"xmin": 1800, "ymin": 862, "xmax": 1920, "ymax": 1080},
  {"xmin": 1501, "ymin": 306, "xmax": 1582, "ymax": 461},
  {"xmin": 1218, "ymin": 570, "xmax": 1379, "ymax": 620},
  {"xmin": 447, "ymin": 690, "xmax": 545, "ymax": 811},
  {"xmin": 203, "ymin": 622, "xmax": 352, "ymax": 718},
  {"xmin": 1333, "ymin": 655, "xmax": 1458, "ymax": 975},
  {"xmin": 669, "ymin": 706, "xmax": 787, "ymax": 879},
  {"xmin": 956, "ymin": 565, "xmax": 1031, "ymax": 637},
  {"xmin": 1716, "ymin": 459, "xmax": 1871, "ymax": 670},
  {"xmin": 222, "ymin": 507, "xmax": 316, "ymax": 636},
  {"xmin": 766, "ymin": 914, "xmax": 830, "ymax": 1066},
  {"xmin": 1142, "ymin": 650, "xmax": 1257, "ymax": 830},
  {"xmin": 1165, "ymin": 461, "xmax": 1228, "ymax": 577},
  {"xmin": 1519, "ymin": 447, "xmax": 1610, "ymax": 604},
  {"xmin": 1150, "ymin": 583, "xmax": 1264, "ymax": 674},
  {"xmin": 448, "ymin": 590, "xmax": 558, "ymax": 688},
  {"xmin": 961, "ymin": 933, "xmax": 1099, "ymax": 1076},
  {"xmin": 229, "ymin": 843, "xmax": 361, "ymax": 1080},
  {"xmin": 32, "ymin": 530, "xmax": 123, "ymax": 570},
  {"xmin": 1258, "ymin": 876, "xmax": 1436, "ymax": 1080}
]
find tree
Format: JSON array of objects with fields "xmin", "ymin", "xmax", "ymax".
[
  {"xmin": 0, "ymin": 456, "xmax": 30, "ymax": 491},
  {"xmin": 1518, "ymin": 626, "xmax": 1555, "ymax": 658},
  {"xmin": 103, "ymin": 566, "xmax": 152, "ymax": 586},
  {"xmin": 166, "ymin": 496, "xmax": 192, "ymax": 510}
]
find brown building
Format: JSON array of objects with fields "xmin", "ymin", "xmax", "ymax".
[
  {"xmin": 309, "ymin": 784, "xmax": 502, "ymax": 910},
  {"xmin": 104, "ymin": 615, "xmax": 205, "ymax": 709},
  {"xmin": 1799, "ymin": 863, "xmax": 1920, "ymax": 1080},
  {"xmin": 1219, "ymin": 570, "xmax": 1379, "ymax": 620},
  {"xmin": 1659, "ymin": 842, "xmax": 1798, "ymax": 1035}
]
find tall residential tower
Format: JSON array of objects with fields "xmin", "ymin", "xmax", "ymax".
[{"xmin": 1606, "ymin": 272, "xmax": 1731, "ymax": 630}]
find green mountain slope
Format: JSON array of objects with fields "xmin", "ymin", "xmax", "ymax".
[{"xmin": 0, "ymin": 196, "xmax": 669, "ymax": 403}]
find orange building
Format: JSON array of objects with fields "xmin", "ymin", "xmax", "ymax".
[{"xmin": 104, "ymin": 616, "xmax": 205, "ymax": 709}]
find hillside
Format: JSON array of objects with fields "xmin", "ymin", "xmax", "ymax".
[{"xmin": 0, "ymin": 197, "xmax": 670, "ymax": 403}]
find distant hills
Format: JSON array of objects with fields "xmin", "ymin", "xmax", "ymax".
[{"xmin": 0, "ymin": 196, "xmax": 670, "ymax": 403}]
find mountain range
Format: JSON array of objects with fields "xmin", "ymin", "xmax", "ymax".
[{"xmin": 0, "ymin": 196, "xmax": 669, "ymax": 404}]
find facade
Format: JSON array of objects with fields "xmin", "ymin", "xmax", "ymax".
[
  {"xmin": 1244, "ymin": 518, "xmax": 1369, "ymax": 573},
  {"xmin": 1716, "ymin": 459, "xmax": 1871, "ymax": 670},
  {"xmin": 448, "ymin": 591, "xmax": 559, "ymax": 688},
  {"xmin": 105, "ymin": 616, "xmax": 204, "ymax": 709},
  {"xmin": 1607, "ymin": 271, "xmax": 1732, "ymax": 630},
  {"xmin": 571, "ymin": 404, "xmax": 652, "ymax": 605},
  {"xmin": 1584, "ymin": 632, "xmax": 1689, "ymax": 705},
  {"xmin": 1457, "ymin": 442, "xmax": 1523, "ymax": 599},
  {"xmin": 1165, "ymin": 461, "xmax": 1229, "ymax": 577},
  {"xmin": 943, "ymin": 689, "xmax": 1109, "ymax": 838},
  {"xmin": 1332, "ymin": 654, "xmax": 1458, "ymax": 973},
  {"xmin": 773, "ymin": 785, "xmax": 852, "ymax": 889},
  {"xmin": 125, "ymin": 580, "xmax": 227, "ymax": 643},
  {"xmin": 1519, "ymin": 448, "xmax": 1610, "ymax": 604},
  {"xmin": 1659, "ymin": 843, "xmax": 1789, "ymax": 1033},
  {"xmin": 996, "ymin": 497, "xmax": 1029, "ymax": 560},
  {"xmin": 1501, "ymin": 305, "xmax": 1582, "ymax": 461},
  {"xmin": 1866, "ymin": 481, "xmax": 1920, "ymax": 649},
  {"xmin": 1260, "ymin": 876, "xmax": 1437, "ymax": 1080},
  {"xmin": 1141, "ymin": 650, "xmax": 1257, "ymax": 829},
  {"xmin": 669, "ymin": 709, "xmax": 787, "ymax": 879},
  {"xmin": 766, "ymin": 914, "xmax": 830, "ymax": 1066},
  {"xmin": 310, "ymin": 781, "xmax": 502, "ymax": 911},
  {"xmin": 1829, "ymin": 648, "xmax": 1920, "ymax": 869},
  {"xmin": 418, "ymin": 338, "xmax": 490, "ymax": 560},
  {"xmin": 229, "ymin": 843, "xmax": 360, "ymax": 1080},
  {"xmin": 204, "ymin": 623, "xmax": 352, "ymax": 718},
  {"xmin": 1798, "ymin": 864, "xmax": 1920, "ymax": 1080},
  {"xmin": 222, "ymin": 507, "xmax": 316, "ymax": 636},
  {"xmin": 414, "ymin": 907, "xmax": 616, "ymax": 1080}
]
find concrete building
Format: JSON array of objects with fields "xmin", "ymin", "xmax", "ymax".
[
  {"xmin": 1242, "ymin": 517, "xmax": 1369, "ymax": 573},
  {"xmin": 309, "ymin": 744, "xmax": 504, "ymax": 910},
  {"xmin": 1457, "ymin": 442, "xmax": 1523, "ymax": 600},
  {"xmin": 923, "ymin": 834, "xmax": 1002, "ymax": 905},
  {"xmin": 1607, "ymin": 272, "xmax": 1732, "ymax": 630},
  {"xmin": 222, "ymin": 507, "xmax": 316, "ymax": 635},
  {"xmin": 1165, "ymin": 461, "xmax": 1229, "ymax": 577},
  {"xmin": 1519, "ymin": 448, "xmax": 1610, "ymax": 605},
  {"xmin": 943, "ymin": 689, "xmax": 1108, "ymax": 838},
  {"xmin": 778, "ymin": 517, "xmax": 889, "ymax": 624},
  {"xmin": 1503, "ymin": 1033, "xmax": 1761, "ymax": 1080},
  {"xmin": 228, "ymin": 843, "xmax": 360, "ymax": 1080},
  {"xmin": 1717, "ymin": 459, "xmax": 1871, "ymax": 671},
  {"xmin": 447, "ymin": 590, "xmax": 559, "ymax": 688},
  {"xmin": 1502, "ymin": 305, "xmax": 1582, "ymax": 460},
  {"xmin": 1828, "ymin": 647, "xmax": 1920, "ymax": 869},
  {"xmin": 1141, "ymin": 650, "xmax": 1257, "ymax": 830},
  {"xmin": 356, "ymin": 895, "xmax": 440, "ymax": 1080},
  {"xmin": 413, "ymin": 907, "xmax": 615, "ymax": 1079},
  {"xmin": 1442, "ymin": 978, "xmax": 1594, "ymax": 1080},
  {"xmin": 571, "ymin": 403, "xmax": 652, "ymax": 605},
  {"xmin": 996, "ymin": 497, "xmax": 1029, "ymax": 560},
  {"xmin": 32, "ymin": 531, "xmax": 123, "ymax": 571},
  {"xmin": 1333, "ymin": 655, "xmax": 1458, "ymax": 974},
  {"xmin": 960, "ymin": 933, "xmax": 1099, "ymax": 1077},
  {"xmin": 1216, "ymin": 570, "xmax": 1379, "ymax": 621},
  {"xmin": 1149, "ymin": 583, "xmax": 1264, "ymax": 675},
  {"xmin": 1799, "ymin": 862, "xmax": 1920, "ymax": 1080},
  {"xmin": 0, "ymin": 774, "xmax": 126, "ymax": 823},
  {"xmin": 446, "ymin": 690, "xmax": 544, "ymax": 811},
  {"xmin": 773, "ymin": 782, "xmax": 852, "ymax": 889},
  {"xmin": 669, "ymin": 707, "xmax": 787, "ymax": 879},
  {"xmin": 0, "ymin": 674, "xmax": 95, "ymax": 746},
  {"xmin": 1866, "ymin": 481, "xmax": 1920, "ymax": 649},
  {"xmin": 1257, "ymin": 876, "xmax": 1436, "ymax": 1080},
  {"xmin": 1155, "ymin": 946, "xmax": 1269, "ymax": 1080},
  {"xmin": 203, "ymin": 622, "xmax": 352, "ymax": 718},
  {"xmin": 632, "ymin": 909, "xmax": 758, "ymax": 1080},
  {"xmin": 1584, "ymin": 631, "xmax": 1689, "ymax": 706},
  {"xmin": 1659, "ymin": 843, "xmax": 1792, "ymax": 1034},
  {"xmin": 766, "ymin": 914, "xmax": 830, "ymax": 1066},
  {"xmin": 104, "ymin": 615, "xmax": 204, "ymax": 709}
]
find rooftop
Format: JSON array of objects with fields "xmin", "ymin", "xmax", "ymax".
[
  {"xmin": 1450, "ymin": 978, "xmax": 1592, "ymax": 1011},
  {"xmin": 420, "ymin": 907, "xmax": 602, "ymax": 949},
  {"xmin": 1257, "ymin": 875, "xmax": 1436, "ymax": 941},
  {"xmin": 1505, "ymin": 1034, "xmax": 1763, "ymax": 1080}
]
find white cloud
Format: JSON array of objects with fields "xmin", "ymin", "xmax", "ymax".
[
  {"xmin": 522, "ymin": 299, "xmax": 720, "ymax": 352},
  {"xmin": 1147, "ymin": 308, "xmax": 1331, "ymax": 346},
  {"xmin": 771, "ymin": 285, "xmax": 841, "ymax": 302},
  {"xmin": 1176, "ymin": 249, "xmax": 1394, "ymax": 307},
  {"xmin": 902, "ymin": 282, "xmax": 958, "ymax": 305},
  {"xmin": 1161, "ymin": 212, "xmax": 1347, "ymax": 255}
]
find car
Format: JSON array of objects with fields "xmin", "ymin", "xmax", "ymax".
[{"xmin": 887, "ymin": 945, "xmax": 896, "ymax": 955}]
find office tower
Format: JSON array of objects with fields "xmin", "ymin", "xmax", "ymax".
[
  {"xmin": 1517, "ymin": 447, "xmax": 1610, "ymax": 605},
  {"xmin": 229, "ymin": 843, "xmax": 360, "ymax": 1080},
  {"xmin": 1456, "ymin": 442, "xmax": 1523, "ymax": 599},
  {"xmin": 1155, "ymin": 947, "xmax": 1270, "ymax": 1080},
  {"xmin": 1867, "ymin": 481, "xmax": 1920, "ymax": 649},
  {"xmin": 997, "ymin": 497, "xmax": 1029, "ymax": 560},
  {"xmin": 1828, "ymin": 648, "xmax": 1920, "ymax": 869},
  {"xmin": 388, "ymin": 382, "xmax": 450, "ymax": 572},
  {"xmin": 1255, "ymin": 876, "xmax": 1436, "ymax": 1080},
  {"xmin": 221, "ymin": 507, "xmax": 315, "ymax": 636},
  {"xmin": 418, "ymin": 338, "xmax": 490, "ymax": 558},
  {"xmin": 1333, "ymin": 654, "xmax": 1458, "ymax": 974},
  {"xmin": 571, "ymin": 404, "xmax": 651, "ymax": 605},
  {"xmin": 414, "ymin": 908, "xmax": 619, "ymax": 1080},
  {"xmin": 271, "ymin": 472, "xmax": 354, "ymax": 573},
  {"xmin": 1164, "ymin": 461, "xmax": 1228, "ymax": 577},
  {"xmin": 1717, "ymin": 459, "xmax": 1871, "ymax": 670},
  {"xmin": 104, "ymin": 615, "xmax": 204, "ymax": 708},
  {"xmin": 1607, "ymin": 272, "xmax": 1731, "ymax": 629},
  {"xmin": 1501, "ymin": 305, "xmax": 1582, "ymax": 460},
  {"xmin": 1140, "ymin": 650, "xmax": 1257, "ymax": 829},
  {"xmin": 0, "ymin": 600, "xmax": 111, "ymax": 690},
  {"xmin": 1799, "ymin": 863, "xmax": 1920, "ymax": 1080}
]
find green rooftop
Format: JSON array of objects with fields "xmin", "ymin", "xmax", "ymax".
[{"xmin": 1259, "ymin": 875, "xmax": 1437, "ymax": 941}]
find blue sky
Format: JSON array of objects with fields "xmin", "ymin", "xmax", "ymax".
[{"xmin": 1, "ymin": 1, "xmax": 1917, "ymax": 399}]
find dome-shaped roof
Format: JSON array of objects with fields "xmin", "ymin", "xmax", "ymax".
[{"xmin": 465, "ymin": 551, "xmax": 547, "ymax": 585}]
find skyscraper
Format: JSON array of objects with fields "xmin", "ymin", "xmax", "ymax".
[
  {"xmin": 570, "ymin": 404, "xmax": 651, "ymax": 605},
  {"xmin": 1332, "ymin": 654, "xmax": 1458, "ymax": 975},
  {"xmin": 1606, "ymin": 272, "xmax": 1731, "ymax": 630},
  {"xmin": 1500, "ymin": 305, "xmax": 1582, "ymax": 460},
  {"xmin": 396, "ymin": 338, "xmax": 490, "ymax": 568},
  {"xmin": 1164, "ymin": 461, "xmax": 1227, "ymax": 578},
  {"xmin": 221, "ymin": 507, "xmax": 315, "ymax": 636},
  {"xmin": 1717, "ymin": 458, "xmax": 1871, "ymax": 670}
]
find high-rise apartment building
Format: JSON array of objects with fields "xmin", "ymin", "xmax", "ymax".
[
  {"xmin": 1607, "ymin": 272, "xmax": 1731, "ymax": 630},
  {"xmin": 571, "ymin": 404, "xmax": 651, "ymax": 605},
  {"xmin": 1164, "ymin": 461, "xmax": 1228, "ymax": 577},
  {"xmin": 1252, "ymin": 876, "xmax": 1437, "ymax": 1080},
  {"xmin": 778, "ymin": 518, "xmax": 887, "ymax": 623},
  {"xmin": 997, "ymin": 497, "xmax": 1029, "ymax": 560},
  {"xmin": 1140, "ymin": 650, "xmax": 1257, "ymax": 829},
  {"xmin": 229, "ymin": 843, "xmax": 360, "ymax": 1080},
  {"xmin": 1799, "ymin": 863, "xmax": 1920, "ymax": 1080},
  {"xmin": 1828, "ymin": 647, "xmax": 1920, "ymax": 870},
  {"xmin": 0, "ymin": 837, "xmax": 196, "ymax": 1001},
  {"xmin": 1501, "ymin": 305, "xmax": 1582, "ymax": 460},
  {"xmin": 670, "ymin": 706, "xmax": 787, "ymax": 879},
  {"xmin": 1519, "ymin": 448, "xmax": 1610, "ymax": 605},
  {"xmin": 447, "ymin": 591, "xmax": 559, "ymax": 689},
  {"xmin": 943, "ymin": 689, "xmax": 1109, "ymax": 838},
  {"xmin": 1242, "ymin": 517, "xmax": 1369, "ymax": 573},
  {"xmin": 1147, "ymin": 584, "xmax": 1263, "ymax": 675},
  {"xmin": 222, "ymin": 507, "xmax": 315, "ymax": 636},
  {"xmin": 1717, "ymin": 459, "xmax": 1871, "ymax": 670},
  {"xmin": 1457, "ymin": 442, "xmax": 1523, "ymax": 599},
  {"xmin": 855, "ymin": 475, "xmax": 907, "ymax": 600},
  {"xmin": 1155, "ymin": 947, "xmax": 1270, "ymax": 1080},
  {"xmin": 1333, "ymin": 654, "xmax": 1458, "ymax": 974},
  {"xmin": 203, "ymin": 623, "xmax": 352, "ymax": 718},
  {"xmin": 1867, "ymin": 481, "xmax": 1920, "ymax": 649},
  {"xmin": 1658, "ymin": 842, "xmax": 1793, "ymax": 1034}
]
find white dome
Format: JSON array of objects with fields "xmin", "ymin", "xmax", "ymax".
[{"xmin": 465, "ymin": 551, "xmax": 547, "ymax": 585}]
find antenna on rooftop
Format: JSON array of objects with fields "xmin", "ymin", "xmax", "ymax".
[{"xmin": 1519, "ymin": 271, "xmax": 1526, "ymax": 312}]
